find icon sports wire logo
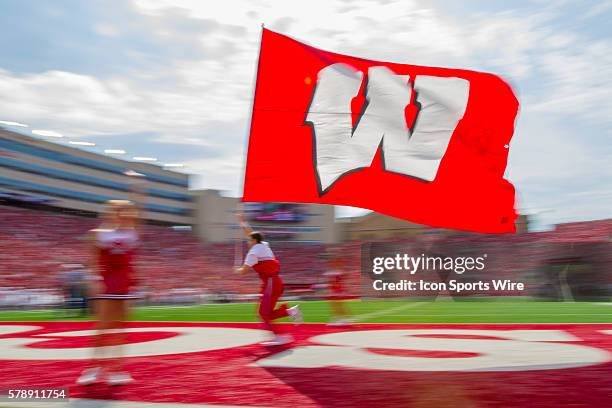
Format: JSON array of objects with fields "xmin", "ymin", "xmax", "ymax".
[{"xmin": 366, "ymin": 251, "xmax": 524, "ymax": 295}]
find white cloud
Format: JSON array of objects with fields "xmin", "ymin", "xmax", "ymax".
[
  {"xmin": 531, "ymin": 41, "xmax": 612, "ymax": 123},
  {"xmin": 582, "ymin": 0, "xmax": 612, "ymax": 19},
  {"xmin": 94, "ymin": 23, "xmax": 120, "ymax": 37}
]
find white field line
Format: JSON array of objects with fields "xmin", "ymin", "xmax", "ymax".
[
  {"xmin": 139, "ymin": 320, "xmax": 606, "ymax": 325},
  {"xmin": 348, "ymin": 313, "xmax": 612, "ymax": 317},
  {"xmin": 350, "ymin": 302, "xmax": 426, "ymax": 322},
  {"xmin": 5, "ymin": 320, "xmax": 606, "ymax": 326}
]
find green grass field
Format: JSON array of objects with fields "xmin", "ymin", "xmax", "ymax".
[{"xmin": 1, "ymin": 298, "xmax": 611, "ymax": 324}]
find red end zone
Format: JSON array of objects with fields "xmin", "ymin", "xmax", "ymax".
[{"xmin": 1, "ymin": 322, "xmax": 611, "ymax": 407}]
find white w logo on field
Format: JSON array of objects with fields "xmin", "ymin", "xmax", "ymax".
[{"xmin": 306, "ymin": 64, "xmax": 470, "ymax": 194}]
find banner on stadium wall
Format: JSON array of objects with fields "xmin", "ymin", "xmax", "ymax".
[{"xmin": 242, "ymin": 28, "xmax": 519, "ymax": 233}]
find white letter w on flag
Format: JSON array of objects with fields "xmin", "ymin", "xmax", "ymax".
[{"xmin": 306, "ymin": 63, "xmax": 470, "ymax": 194}]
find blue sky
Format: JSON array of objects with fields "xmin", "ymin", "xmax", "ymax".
[{"xmin": 0, "ymin": 0, "xmax": 610, "ymax": 229}]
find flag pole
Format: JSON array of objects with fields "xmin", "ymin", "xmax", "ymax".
[
  {"xmin": 238, "ymin": 22, "xmax": 265, "ymax": 202},
  {"xmin": 235, "ymin": 23, "xmax": 264, "ymax": 267}
]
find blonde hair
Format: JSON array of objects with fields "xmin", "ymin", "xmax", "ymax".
[{"xmin": 99, "ymin": 200, "xmax": 137, "ymax": 229}]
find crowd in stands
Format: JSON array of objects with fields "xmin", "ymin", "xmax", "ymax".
[
  {"xmin": 0, "ymin": 205, "xmax": 337, "ymax": 306},
  {"xmin": 1, "ymin": 205, "xmax": 611, "ymax": 307}
]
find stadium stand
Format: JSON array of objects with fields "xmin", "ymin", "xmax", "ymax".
[
  {"xmin": 0, "ymin": 205, "xmax": 334, "ymax": 305},
  {"xmin": 1, "ymin": 204, "xmax": 611, "ymax": 307}
]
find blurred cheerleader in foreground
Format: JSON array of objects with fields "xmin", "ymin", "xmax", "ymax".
[{"xmin": 77, "ymin": 199, "xmax": 140, "ymax": 386}]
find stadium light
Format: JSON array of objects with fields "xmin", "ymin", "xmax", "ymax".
[
  {"xmin": 32, "ymin": 129, "xmax": 63, "ymax": 138},
  {"xmin": 163, "ymin": 163, "xmax": 184, "ymax": 168},
  {"xmin": 104, "ymin": 149, "xmax": 126, "ymax": 154},
  {"xmin": 0, "ymin": 120, "xmax": 28, "ymax": 127},
  {"xmin": 133, "ymin": 156, "xmax": 158, "ymax": 162},
  {"xmin": 69, "ymin": 141, "xmax": 96, "ymax": 146}
]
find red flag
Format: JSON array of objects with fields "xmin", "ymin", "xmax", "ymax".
[{"xmin": 243, "ymin": 29, "xmax": 519, "ymax": 233}]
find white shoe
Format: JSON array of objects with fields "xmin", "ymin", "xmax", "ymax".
[
  {"xmin": 107, "ymin": 371, "xmax": 134, "ymax": 386},
  {"xmin": 261, "ymin": 334, "xmax": 294, "ymax": 346},
  {"xmin": 77, "ymin": 367, "xmax": 102, "ymax": 385},
  {"xmin": 287, "ymin": 305, "xmax": 303, "ymax": 324}
]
